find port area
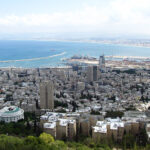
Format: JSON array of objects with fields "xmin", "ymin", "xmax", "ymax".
[{"xmin": 65, "ymin": 55, "xmax": 150, "ymax": 69}]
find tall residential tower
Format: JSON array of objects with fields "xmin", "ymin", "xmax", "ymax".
[
  {"xmin": 87, "ymin": 65, "xmax": 98, "ymax": 82},
  {"xmin": 40, "ymin": 81, "xmax": 54, "ymax": 110}
]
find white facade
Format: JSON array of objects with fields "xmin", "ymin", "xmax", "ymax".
[{"xmin": 0, "ymin": 106, "xmax": 24, "ymax": 123}]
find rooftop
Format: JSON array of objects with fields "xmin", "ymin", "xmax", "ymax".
[
  {"xmin": 44, "ymin": 122, "xmax": 56, "ymax": 129},
  {"xmin": 0, "ymin": 106, "xmax": 24, "ymax": 117}
]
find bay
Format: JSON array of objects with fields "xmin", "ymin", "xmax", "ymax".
[{"xmin": 0, "ymin": 40, "xmax": 150, "ymax": 68}]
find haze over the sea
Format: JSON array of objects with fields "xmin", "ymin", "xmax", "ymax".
[{"xmin": 0, "ymin": 0, "xmax": 150, "ymax": 40}]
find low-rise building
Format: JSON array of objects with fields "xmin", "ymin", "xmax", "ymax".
[
  {"xmin": 92, "ymin": 118, "xmax": 124, "ymax": 142},
  {"xmin": 0, "ymin": 106, "xmax": 24, "ymax": 123},
  {"xmin": 43, "ymin": 122, "xmax": 56, "ymax": 138},
  {"xmin": 41, "ymin": 112, "xmax": 77, "ymax": 140}
]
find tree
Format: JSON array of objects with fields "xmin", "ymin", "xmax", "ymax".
[
  {"xmin": 136, "ymin": 128, "xmax": 148, "ymax": 146},
  {"xmin": 146, "ymin": 144, "xmax": 150, "ymax": 150},
  {"xmin": 72, "ymin": 101, "xmax": 78, "ymax": 112},
  {"xmin": 39, "ymin": 132, "xmax": 54, "ymax": 144},
  {"xmin": 0, "ymin": 135, "xmax": 22, "ymax": 150},
  {"xmin": 49, "ymin": 140, "xmax": 67, "ymax": 150},
  {"xmin": 123, "ymin": 134, "xmax": 135, "ymax": 149},
  {"xmin": 105, "ymin": 111, "xmax": 124, "ymax": 118},
  {"xmin": 90, "ymin": 110, "xmax": 100, "ymax": 115},
  {"xmin": 83, "ymin": 138, "xmax": 95, "ymax": 148},
  {"xmin": 35, "ymin": 99, "xmax": 40, "ymax": 109},
  {"xmin": 24, "ymin": 136, "xmax": 39, "ymax": 145},
  {"xmin": 24, "ymin": 135, "xmax": 49, "ymax": 150}
]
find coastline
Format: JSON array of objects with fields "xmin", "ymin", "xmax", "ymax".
[
  {"xmin": 2, "ymin": 39, "xmax": 150, "ymax": 49},
  {"xmin": 0, "ymin": 40, "xmax": 150, "ymax": 68},
  {"xmin": 105, "ymin": 55, "xmax": 150, "ymax": 60},
  {"xmin": 0, "ymin": 66, "xmax": 71, "ymax": 70},
  {"xmin": 0, "ymin": 52, "xmax": 66, "ymax": 63},
  {"xmin": 1, "ymin": 54, "xmax": 150, "ymax": 69},
  {"xmin": 36, "ymin": 39, "xmax": 150, "ymax": 49}
]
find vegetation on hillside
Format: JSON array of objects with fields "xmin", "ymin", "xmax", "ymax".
[
  {"xmin": 0, "ymin": 112, "xmax": 42, "ymax": 137},
  {"xmin": 105, "ymin": 111, "xmax": 124, "ymax": 118},
  {"xmin": 0, "ymin": 112, "xmax": 149, "ymax": 150},
  {"xmin": 0, "ymin": 132, "xmax": 150, "ymax": 150}
]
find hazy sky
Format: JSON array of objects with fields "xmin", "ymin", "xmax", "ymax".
[{"xmin": 0, "ymin": 0, "xmax": 150, "ymax": 38}]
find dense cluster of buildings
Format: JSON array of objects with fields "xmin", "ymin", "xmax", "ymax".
[
  {"xmin": 41, "ymin": 112, "xmax": 77, "ymax": 140},
  {"xmin": 40, "ymin": 110, "xmax": 150, "ymax": 142},
  {"xmin": 92, "ymin": 111, "xmax": 148, "ymax": 142},
  {"xmin": 1, "ymin": 55, "xmax": 150, "ymax": 141}
]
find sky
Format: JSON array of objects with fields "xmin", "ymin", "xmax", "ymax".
[{"xmin": 0, "ymin": 0, "xmax": 150, "ymax": 39}]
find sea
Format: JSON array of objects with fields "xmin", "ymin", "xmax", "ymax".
[{"xmin": 0, "ymin": 40, "xmax": 150, "ymax": 68}]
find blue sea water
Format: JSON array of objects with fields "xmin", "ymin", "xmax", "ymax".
[{"xmin": 0, "ymin": 40, "xmax": 150, "ymax": 68}]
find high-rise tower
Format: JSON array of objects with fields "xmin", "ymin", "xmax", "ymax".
[
  {"xmin": 40, "ymin": 81, "xmax": 54, "ymax": 110},
  {"xmin": 99, "ymin": 55, "xmax": 105, "ymax": 71},
  {"xmin": 87, "ymin": 66, "xmax": 98, "ymax": 82}
]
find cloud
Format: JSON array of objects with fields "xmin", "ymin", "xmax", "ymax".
[
  {"xmin": 0, "ymin": 0, "xmax": 150, "ymax": 36},
  {"xmin": 0, "ymin": 7, "xmax": 108, "ymax": 27}
]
